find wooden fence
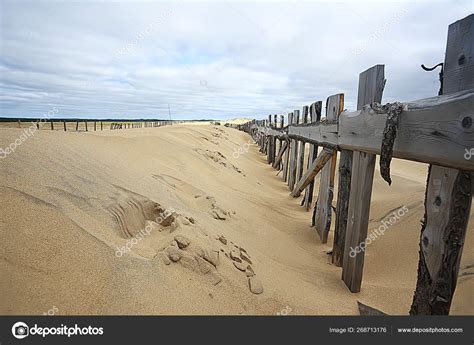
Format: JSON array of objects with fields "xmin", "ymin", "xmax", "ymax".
[
  {"xmin": 236, "ymin": 14, "xmax": 473, "ymax": 315},
  {"xmin": 14, "ymin": 120, "xmax": 176, "ymax": 131},
  {"xmin": 109, "ymin": 121, "xmax": 174, "ymax": 130}
]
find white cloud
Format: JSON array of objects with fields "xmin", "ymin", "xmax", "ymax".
[{"xmin": 0, "ymin": 0, "xmax": 471, "ymax": 119}]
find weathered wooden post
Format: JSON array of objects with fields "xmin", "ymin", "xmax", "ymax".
[
  {"xmin": 288, "ymin": 110, "xmax": 300, "ymax": 190},
  {"xmin": 94, "ymin": 121, "xmax": 97, "ymax": 131},
  {"xmin": 313, "ymin": 94, "xmax": 343, "ymax": 243},
  {"xmin": 76, "ymin": 121, "xmax": 79, "ymax": 131},
  {"xmin": 333, "ymin": 147, "xmax": 353, "ymax": 266},
  {"xmin": 264, "ymin": 120, "xmax": 269, "ymax": 154},
  {"xmin": 273, "ymin": 115, "xmax": 287, "ymax": 170},
  {"xmin": 85, "ymin": 121, "xmax": 88, "ymax": 131},
  {"xmin": 342, "ymin": 65, "xmax": 385, "ymax": 292},
  {"xmin": 101, "ymin": 121, "xmax": 103, "ymax": 130},
  {"xmin": 297, "ymin": 106, "xmax": 309, "ymax": 183},
  {"xmin": 303, "ymin": 102, "xmax": 322, "ymax": 211},
  {"xmin": 267, "ymin": 115, "xmax": 273, "ymax": 164},
  {"xmin": 332, "ymin": 66, "xmax": 385, "ymax": 267},
  {"xmin": 273, "ymin": 114, "xmax": 278, "ymax": 164},
  {"xmin": 50, "ymin": 121, "xmax": 54, "ymax": 130},
  {"xmin": 282, "ymin": 113, "xmax": 293, "ymax": 182},
  {"xmin": 410, "ymin": 14, "xmax": 473, "ymax": 315},
  {"xmin": 63, "ymin": 120, "xmax": 66, "ymax": 131},
  {"xmin": 18, "ymin": 120, "xmax": 21, "ymax": 128},
  {"xmin": 279, "ymin": 115, "xmax": 284, "ymax": 169}
]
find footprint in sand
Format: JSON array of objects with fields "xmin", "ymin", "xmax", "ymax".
[
  {"xmin": 161, "ymin": 231, "xmax": 263, "ymax": 294},
  {"xmin": 109, "ymin": 196, "xmax": 177, "ymax": 239},
  {"xmin": 216, "ymin": 235, "xmax": 262, "ymax": 295},
  {"xmin": 194, "ymin": 149, "xmax": 245, "ymax": 176},
  {"xmin": 194, "ymin": 195, "xmax": 234, "ymax": 221},
  {"xmin": 158, "ymin": 234, "xmax": 223, "ymax": 286},
  {"xmin": 201, "ymin": 137, "xmax": 218, "ymax": 145},
  {"xmin": 152, "ymin": 174, "xmax": 236, "ymax": 220}
]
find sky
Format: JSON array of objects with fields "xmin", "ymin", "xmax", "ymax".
[{"xmin": 0, "ymin": 0, "xmax": 472, "ymax": 120}]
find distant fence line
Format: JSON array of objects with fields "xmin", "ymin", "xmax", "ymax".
[
  {"xmin": 13, "ymin": 120, "xmax": 182, "ymax": 131},
  {"xmin": 236, "ymin": 15, "xmax": 473, "ymax": 316}
]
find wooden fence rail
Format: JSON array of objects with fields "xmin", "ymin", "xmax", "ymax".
[{"xmin": 235, "ymin": 14, "xmax": 474, "ymax": 315}]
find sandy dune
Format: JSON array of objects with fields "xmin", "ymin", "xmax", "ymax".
[{"xmin": 0, "ymin": 124, "xmax": 472, "ymax": 315}]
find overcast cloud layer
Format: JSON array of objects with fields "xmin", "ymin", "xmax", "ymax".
[{"xmin": 1, "ymin": 0, "xmax": 472, "ymax": 120}]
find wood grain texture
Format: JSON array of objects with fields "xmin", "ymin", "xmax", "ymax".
[
  {"xmin": 297, "ymin": 106, "xmax": 309, "ymax": 183},
  {"xmin": 411, "ymin": 14, "xmax": 473, "ymax": 315},
  {"xmin": 303, "ymin": 102, "xmax": 322, "ymax": 211},
  {"xmin": 339, "ymin": 90, "xmax": 474, "ymax": 170},
  {"xmin": 287, "ymin": 123, "xmax": 338, "ymax": 146},
  {"xmin": 282, "ymin": 113, "xmax": 292, "ymax": 182},
  {"xmin": 253, "ymin": 90, "xmax": 474, "ymax": 170},
  {"xmin": 267, "ymin": 115, "xmax": 273, "ymax": 164},
  {"xmin": 273, "ymin": 140, "xmax": 288, "ymax": 169},
  {"xmin": 332, "ymin": 148, "xmax": 352, "ymax": 267},
  {"xmin": 342, "ymin": 65, "xmax": 385, "ymax": 293},
  {"xmin": 313, "ymin": 94, "xmax": 343, "ymax": 243},
  {"xmin": 288, "ymin": 110, "xmax": 300, "ymax": 190}
]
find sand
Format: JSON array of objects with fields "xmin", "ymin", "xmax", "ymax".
[{"xmin": 0, "ymin": 123, "xmax": 472, "ymax": 315}]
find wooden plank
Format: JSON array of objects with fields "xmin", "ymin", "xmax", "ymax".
[
  {"xmin": 282, "ymin": 113, "xmax": 292, "ymax": 182},
  {"xmin": 443, "ymin": 14, "xmax": 474, "ymax": 93},
  {"xmin": 297, "ymin": 106, "xmax": 309, "ymax": 183},
  {"xmin": 331, "ymin": 63, "xmax": 385, "ymax": 267},
  {"xmin": 303, "ymin": 101, "xmax": 322, "ymax": 211},
  {"xmin": 256, "ymin": 127, "xmax": 283, "ymax": 137},
  {"xmin": 287, "ymin": 123, "xmax": 338, "ymax": 146},
  {"xmin": 278, "ymin": 115, "xmax": 285, "ymax": 170},
  {"xmin": 288, "ymin": 110, "xmax": 300, "ymax": 190},
  {"xmin": 272, "ymin": 114, "xmax": 278, "ymax": 165},
  {"xmin": 267, "ymin": 115, "xmax": 273, "ymax": 164},
  {"xmin": 267, "ymin": 90, "xmax": 474, "ymax": 170},
  {"xmin": 273, "ymin": 140, "xmax": 288, "ymax": 169},
  {"xmin": 271, "ymin": 115, "xmax": 277, "ymax": 164},
  {"xmin": 313, "ymin": 94, "xmax": 343, "ymax": 243},
  {"xmin": 410, "ymin": 14, "xmax": 473, "ymax": 315},
  {"xmin": 338, "ymin": 89, "xmax": 474, "ymax": 170},
  {"xmin": 290, "ymin": 148, "xmax": 334, "ymax": 198},
  {"xmin": 342, "ymin": 64, "xmax": 385, "ymax": 293},
  {"xmin": 333, "ymin": 147, "xmax": 353, "ymax": 267}
]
